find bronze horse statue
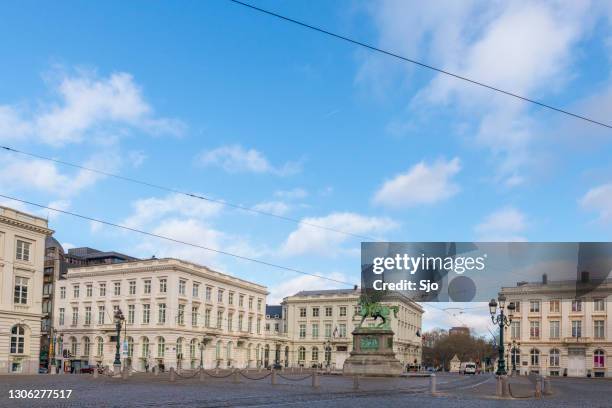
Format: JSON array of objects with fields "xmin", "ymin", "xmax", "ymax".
[{"xmin": 357, "ymin": 299, "xmax": 399, "ymax": 329}]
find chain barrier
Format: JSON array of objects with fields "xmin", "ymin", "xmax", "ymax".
[
  {"xmin": 277, "ymin": 373, "xmax": 314, "ymax": 381},
  {"xmin": 239, "ymin": 371, "xmax": 273, "ymax": 380},
  {"xmin": 507, "ymin": 383, "xmax": 534, "ymax": 399},
  {"xmin": 200, "ymin": 369, "xmax": 236, "ymax": 379},
  {"xmin": 175, "ymin": 369, "xmax": 201, "ymax": 379}
]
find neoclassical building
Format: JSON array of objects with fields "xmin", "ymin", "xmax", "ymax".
[
  {"xmin": 501, "ymin": 276, "xmax": 611, "ymax": 377},
  {"xmin": 52, "ymin": 258, "xmax": 268, "ymax": 371},
  {"xmin": 267, "ymin": 289, "xmax": 423, "ymax": 369},
  {"xmin": 0, "ymin": 206, "xmax": 52, "ymax": 374}
]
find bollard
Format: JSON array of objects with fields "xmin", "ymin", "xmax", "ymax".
[
  {"xmin": 502, "ymin": 376, "xmax": 509, "ymax": 397},
  {"xmin": 233, "ymin": 369, "xmax": 240, "ymax": 384},
  {"xmin": 271, "ymin": 370, "xmax": 277, "ymax": 385},
  {"xmin": 312, "ymin": 371, "xmax": 320, "ymax": 388},
  {"xmin": 154, "ymin": 366, "xmax": 159, "ymax": 376},
  {"xmin": 199, "ymin": 368, "xmax": 205, "ymax": 382},
  {"xmin": 122, "ymin": 366, "xmax": 128, "ymax": 380},
  {"xmin": 170, "ymin": 367, "xmax": 176, "ymax": 382},
  {"xmin": 93, "ymin": 368, "xmax": 99, "ymax": 379},
  {"xmin": 353, "ymin": 375, "xmax": 359, "ymax": 390},
  {"xmin": 430, "ymin": 373, "xmax": 436, "ymax": 395},
  {"xmin": 535, "ymin": 376, "xmax": 542, "ymax": 398}
]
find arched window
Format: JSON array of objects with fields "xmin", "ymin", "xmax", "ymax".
[
  {"xmin": 325, "ymin": 346, "xmax": 332, "ymax": 364},
  {"xmin": 215, "ymin": 341, "xmax": 222, "ymax": 360},
  {"xmin": 530, "ymin": 348, "xmax": 540, "ymax": 366},
  {"xmin": 157, "ymin": 337, "xmax": 165, "ymax": 358},
  {"xmin": 594, "ymin": 349, "xmax": 605, "ymax": 368},
  {"xmin": 312, "ymin": 347, "xmax": 319, "ymax": 361},
  {"xmin": 141, "ymin": 337, "xmax": 150, "ymax": 358},
  {"xmin": 549, "ymin": 349, "xmax": 560, "ymax": 367},
  {"xmin": 176, "ymin": 338, "xmax": 183, "ymax": 360},
  {"xmin": 227, "ymin": 342, "xmax": 233, "ymax": 361},
  {"xmin": 511, "ymin": 347, "xmax": 520, "ymax": 368},
  {"xmin": 83, "ymin": 337, "xmax": 91, "ymax": 356},
  {"xmin": 247, "ymin": 344, "xmax": 252, "ymax": 361},
  {"xmin": 298, "ymin": 346, "xmax": 306, "ymax": 361},
  {"xmin": 70, "ymin": 336, "xmax": 78, "ymax": 356},
  {"xmin": 190, "ymin": 339, "xmax": 198, "ymax": 360},
  {"xmin": 255, "ymin": 344, "xmax": 260, "ymax": 362},
  {"xmin": 127, "ymin": 337, "xmax": 134, "ymax": 358},
  {"xmin": 96, "ymin": 337, "xmax": 104, "ymax": 357},
  {"xmin": 10, "ymin": 325, "xmax": 25, "ymax": 354}
]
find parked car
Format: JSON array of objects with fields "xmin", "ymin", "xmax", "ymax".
[
  {"xmin": 80, "ymin": 365, "xmax": 95, "ymax": 374},
  {"xmin": 461, "ymin": 362, "xmax": 477, "ymax": 375},
  {"xmin": 38, "ymin": 367, "xmax": 48, "ymax": 374}
]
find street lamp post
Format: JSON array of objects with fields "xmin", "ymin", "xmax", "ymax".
[
  {"xmin": 489, "ymin": 294, "xmax": 515, "ymax": 376},
  {"xmin": 113, "ymin": 308, "xmax": 125, "ymax": 374}
]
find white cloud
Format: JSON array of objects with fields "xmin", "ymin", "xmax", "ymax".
[
  {"xmin": 0, "ymin": 70, "xmax": 184, "ymax": 146},
  {"xmin": 274, "ymin": 188, "xmax": 308, "ymax": 200},
  {"xmin": 421, "ymin": 303, "xmax": 493, "ymax": 337},
  {"xmin": 281, "ymin": 212, "xmax": 397, "ymax": 256},
  {"xmin": 580, "ymin": 183, "xmax": 612, "ymax": 223},
  {"xmin": 252, "ymin": 200, "xmax": 291, "ymax": 216},
  {"xmin": 267, "ymin": 272, "xmax": 350, "ymax": 304},
  {"xmin": 197, "ymin": 145, "xmax": 301, "ymax": 176},
  {"xmin": 373, "ymin": 157, "xmax": 461, "ymax": 208},
  {"xmin": 474, "ymin": 206, "xmax": 528, "ymax": 241},
  {"xmin": 122, "ymin": 192, "xmax": 223, "ymax": 229}
]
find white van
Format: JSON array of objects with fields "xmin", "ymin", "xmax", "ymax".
[{"xmin": 461, "ymin": 362, "xmax": 477, "ymax": 375}]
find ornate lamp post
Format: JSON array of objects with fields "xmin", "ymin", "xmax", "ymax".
[
  {"xmin": 489, "ymin": 294, "xmax": 515, "ymax": 376},
  {"xmin": 113, "ymin": 308, "xmax": 125, "ymax": 373}
]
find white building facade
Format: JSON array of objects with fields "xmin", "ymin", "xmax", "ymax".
[
  {"xmin": 501, "ymin": 278, "xmax": 611, "ymax": 377},
  {"xmin": 0, "ymin": 206, "xmax": 52, "ymax": 374},
  {"xmin": 53, "ymin": 258, "xmax": 268, "ymax": 371}
]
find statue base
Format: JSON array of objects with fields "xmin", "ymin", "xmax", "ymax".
[{"xmin": 343, "ymin": 327, "xmax": 403, "ymax": 377}]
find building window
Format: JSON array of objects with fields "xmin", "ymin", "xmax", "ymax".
[
  {"xmin": 70, "ymin": 337, "xmax": 78, "ymax": 356},
  {"xmin": 206, "ymin": 287, "xmax": 212, "ymax": 302},
  {"xmin": 312, "ymin": 324, "xmax": 319, "ymax": 338},
  {"xmin": 16, "ymin": 240, "xmax": 31, "ymax": 261},
  {"xmin": 312, "ymin": 347, "xmax": 319, "ymax": 361},
  {"xmin": 248, "ymin": 316, "xmax": 253, "ymax": 333},
  {"xmin": 157, "ymin": 337, "xmax": 165, "ymax": 358},
  {"xmin": 239, "ymin": 295, "xmax": 244, "ymax": 307},
  {"xmin": 229, "ymin": 292, "xmax": 234, "ymax": 305},
  {"xmin": 192, "ymin": 306, "xmax": 198, "ymax": 327},
  {"xmin": 530, "ymin": 349, "xmax": 540, "ymax": 366},
  {"xmin": 299, "ymin": 308, "xmax": 306, "ymax": 317},
  {"xmin": 60, "ymin": 286, "xmax": 66, "ymax": 299},
  {"xmin": 594, "ymin": 298, "xmax": 605, "ymax": 312},
  {"xmin": 299, "ymin": 324, "xmax": 306, "ymax": 338},
  {"xmin": 325, "ymin": 323, "xmax": 332, "ymax": 338},
  {"xmin": 594, "ymin": 320, "xmax": 605, "ymax": 339},
  {"xmin": 98, "ymin": 306, "xmax": 105, "ymax": 324},
  {"xmin": 257, "ymin": 318, "xmax": 261, "ymax": 334},
  {"xmin": 217, "ymin": 310, "xmax": 223, "ymax": 329},
  {"xmin": 99, "ymin": 283, "xmax": 106, "ymax": 297},
  {"xmin": 571, "ymin": 320, "xmax": 582, "ymax": 338},
  {"xmin": 238, "ymin": 314, "xmax": 243, "ymax": 331},
  {"xmin": 59, "ymin": 308, "xmax": 65, "ymax": 325},
  {"xmin": 594, "ymin": 349, "xmax": 605, "ymax": 368},
  {"xmin": 571, "ymin": 299, "xmax": 582, "ymax": 312},
  {"xmin": 325, "ymin": 307, "xmax": 332, "ymax": 317},
  {"xmin": 179, "ymin": 280, "xmax": 186, "ymax": 296},
  {"xmin": 42, "ymin": 299, "xmax": 52, "ymax": 314},
  {"xmin": 248, "ymin": 297, "xmax": 253, "ymax": 309},
  {"xmin": 529, "ymin": 300, "xmax": 540, "ymax": 313},
  {"xmin": 205, "ymin": 309, "xmax": 211, "ymax": 327},
  {"xmin": 43, "ymin": 282, "xmax": 53, "ymax": 296},
  {"xmin": 312, "ymin": 307, "xmax": 320, "ymax": 317},
  {"xmin": 144, "ymin": 280, "xmax": 151, "ymax": 294},
  {"xmin": 228, "ymin": 313, "xmax": 233, "ymax": 331},
  {"xmin": 217, "ymin": 289, "xmax": 224, "ymax": 303},
  {"xmin": 339, "ymin": 324, "xmax": 347, "ymax": 337},
  {"xmin": 510, "ymin": 321, "xmax": 520, "ymax": 339},
  {"xmin": 14, "ymin": 277, "xmax": 28, "ymax": 304},
  {"xmin": 83, "ymin": 337, "xmax": 91, "ymax": 356},
  {"xmin": 339, "ymin": 306, "xmax": 347, "ymax": 317},
  {"xmin": 158, "ymin": 304, "xmax": 166, "ymax": 324},
  {"xmin": 85, "ymin": 307, "xmax": 91, "ymax": 325},
  {"xmin": 73, "ymin": 285, "xmax": 80, "ymax": 298},
  {"xmin": 549, "ymin": 321, "xmax": 560, "ymax": 339},
  {"xmin": 96, "ymin": 337, "xmax": 104, "ymax": 357},
  {"xmin": 128, "ymin": 305, "xmax": 135, "ymax": 324},
  {"xmin": 10, "ymin": 325, "xmax": 25, "ymax": 354},
  {"xmin": 257, "ymin": 299, "xmax": 262, "ymax": 311},
  {"xmin": 127, "ymin": 337, "xmax": 134, "ymax": 358},
  {"xmin": 298, "ymin": 346, "xmax": 306, "ymax": 361},
  {"xmin": 113, "ymin": 282, "xmax": 121, "ymax": 296},
  {"xmin": 142, "ymin": 337, "xmax": 149, "ymax": 358},
  {"xmin": 193, "ymin": 283, "xmax": 199, "ymax": 298},
  {"xmin": 549, "ymin": 300, "xmax": 560, "ymax": 313},
  {"xmin": 159, "ymin": 279, "xmax": 167, "ymax": 293},
  {"xmin": 178, "ymin": 304, "xmax": 185, "ymax": 325},
  {"xmin": 86, "ymin": 284, "xmax": 92, "ymax": 297},
  {"xmin": 511, "ymin": 301, "xmax": 520, "ymax": 312},
  {"xmin": 142, "ymin": 304, "xmax": 150, "ymax": 324},
  {"xmin": 72, "ymin": 307, "xmax": 79, "ymax": 325},
  {"xmin": 549, "ymin": 349, "xmax": 560, "ymax": 367},
  {"xmin": 129, "ymin": 281, "xmax": 136, "ymax": 295}
]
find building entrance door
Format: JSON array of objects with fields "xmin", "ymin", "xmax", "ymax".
[{"xmin": 567, "ymin": 348, "xmax": 586, "ymax": 377}]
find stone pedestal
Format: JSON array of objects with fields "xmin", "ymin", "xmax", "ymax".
[{"xmin": 343, "ymin": 328, "xmax": 403, "ymax": 377}]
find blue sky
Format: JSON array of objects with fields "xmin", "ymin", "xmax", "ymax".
[{"xmin": 1, "ymin": 0, "xmax": 612, "ymax": 334}]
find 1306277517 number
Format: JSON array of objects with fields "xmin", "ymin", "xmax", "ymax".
[{"xmin": 8, "ymin": 389, "xmax": 72, "ymax": 399}]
